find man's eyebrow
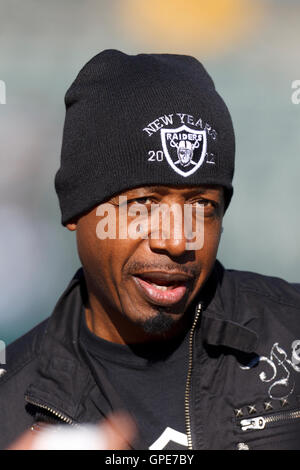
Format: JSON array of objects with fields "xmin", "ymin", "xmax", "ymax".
[
  {"xmin": 120, "ymin": 186, "xmax": 165, "ymax": 198},
  {"xmin": 120, "ymin": 186, "xmax": 223, "ymax": 200},
  {"xmin": 126, "ymin": 186, "xmax": 159, "ymax": 195},
  {"xmin": 125, "ymin": 186, "xmax": 209, "ymax": 195}
]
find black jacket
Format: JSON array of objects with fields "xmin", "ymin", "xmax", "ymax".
[{"xmin": 1, "ymin": 261, "xmax": 300, "ymax": 450}]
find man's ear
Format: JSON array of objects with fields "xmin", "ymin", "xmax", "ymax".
[{"xmin": 66, "ymin": 221, "xmax": 78, "ymax": 231}]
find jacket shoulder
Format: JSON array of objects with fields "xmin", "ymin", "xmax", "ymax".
[
  {"xmin": 1, "ymin": 318, "xmax": 49, "ymax": 381},
  {"xmin": 224, "ymin": 267, "xmax": 300, "ymax": 307},
  {"xmin": 0, "ymin": 319, "xmax": 49, "ymax": 449}
]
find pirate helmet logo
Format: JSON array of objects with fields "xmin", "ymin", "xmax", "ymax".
[
  {"xmin": 177, "ymin": 140, "xmax": 194, "ymax": 167},
  {"xmin": 161, "ymin": 125, "xmax": 207, "ymax": 177}
]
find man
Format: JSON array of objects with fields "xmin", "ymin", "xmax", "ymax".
[{"xmin": 1, "ymin": 50, "xmax": 300, "ymax": 451}]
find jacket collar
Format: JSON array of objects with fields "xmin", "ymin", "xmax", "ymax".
[
  {"xmin": 197, "ymin": 260, "xmax": 259, "ymax": 354},
  {"xmin": 200, "ymin": 315, "xmax": 258, "ymax": 354}
]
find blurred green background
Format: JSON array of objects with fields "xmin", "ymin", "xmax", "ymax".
[{"xmin": 0, "ymin": 0, "xmax": 299, "ymax": 345}]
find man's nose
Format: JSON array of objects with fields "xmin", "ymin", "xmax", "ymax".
[
  {"xmin": 149, "ymin": 234, "xmax": 188, "ymax": 257},
  {"xmin": 148, "ymin": 204, "xmax": 188, "ymax": 257}
]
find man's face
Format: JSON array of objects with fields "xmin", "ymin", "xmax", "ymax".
[{"xmin": 68, "ymin": 185, "xmax": 224, "ymax": 343}]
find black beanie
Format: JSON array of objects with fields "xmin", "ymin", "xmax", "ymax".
[{"xmin": 55, "ymin": 50, "xmax": 235, "ymax": 225}]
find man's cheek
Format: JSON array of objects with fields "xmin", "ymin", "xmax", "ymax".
[
  {"xmin": 206, "ymin": 221, "xmax": 222, "ymax": 247},
  {"xmin": 196, "ymin": 229, "xmax": 221, "ymax": 270}
]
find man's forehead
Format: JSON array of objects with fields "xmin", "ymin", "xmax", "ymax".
[{"xmin": 119, "ymin": 185, "xmax": 223, "ymax": 197}]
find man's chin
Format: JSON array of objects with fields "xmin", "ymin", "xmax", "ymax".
[
  {"xmin": 136, "ymin": 310, "xmax": 176, "ymax": 335},
  {"xmin": 130, "ymin": 305, "xmax": 191, "ymax": 338}
]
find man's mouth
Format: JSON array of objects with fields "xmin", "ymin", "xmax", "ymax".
[{"xmin": 132, "ymin": 271, "xmax": 193, "ymax": 306}]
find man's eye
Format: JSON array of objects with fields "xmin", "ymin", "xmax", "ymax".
[
  {"xmin": 194, "ymin": 199, "xmax": 214, "ymax": 207},
  {"xmin": 130, "ymin": 197, "xmax": 153, "ymax": 205},
  {"xmin": 191, "ymin": 199, "xmax": 219, "ymax": 215}
]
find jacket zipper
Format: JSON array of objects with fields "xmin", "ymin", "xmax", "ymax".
[
  {"xmin": 185, "ymin": 303, "xmax": 202, "ymax": 450},
  {"xmin": 240, "ymin": 409, "xmax": 300, "ymax": 431},
  {"xmin": 25, "ymin": 396, "xmax": 74, "ymax": 425}
]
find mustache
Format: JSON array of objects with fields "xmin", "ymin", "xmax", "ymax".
[{"xmin": 125, "ymin": 261, "xmax": 200, "ymax": 278}]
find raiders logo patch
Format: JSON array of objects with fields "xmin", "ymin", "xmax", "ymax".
[{"xmin": 161, "ymin": 125, "xmax": 207, "ymax": 177}]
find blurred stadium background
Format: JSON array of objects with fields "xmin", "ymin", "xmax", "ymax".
[{"xmin": 0, "ymin": 0, "xmax": 299, "ymax": 344}]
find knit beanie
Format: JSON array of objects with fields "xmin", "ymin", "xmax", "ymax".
[{"xmin": 55, "ymin": 50, "xmax": 235, "ymax": 225}]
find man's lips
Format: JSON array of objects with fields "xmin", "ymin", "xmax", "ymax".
[{"xmin": 132, "ymin": 271, "xmax": 193, "ymax": 306}]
